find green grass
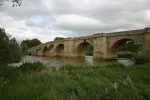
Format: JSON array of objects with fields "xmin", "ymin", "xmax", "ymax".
[{"xmin": 0, "ymin": 63, "xmax": 150, "ymax": 100}]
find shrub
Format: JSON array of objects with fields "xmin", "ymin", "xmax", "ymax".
[
  {"xmin": 133, "ymin": 46, "xmax": 150, "ymax": 65},
  {"xmin": 117, "ymin": 52, "xmax": 134, "ymax": 58},
  {"xmin": 20, "ymin": 62, "xmax": 46, "ymax": 73},
  {"xmin": 0, "ymin": 64, "xmax": 20, "ymax": 82}
]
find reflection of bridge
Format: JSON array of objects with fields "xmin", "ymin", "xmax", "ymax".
[{"xmin": 28, "ymin": 27, "xmax": 150, "ymax": 60}]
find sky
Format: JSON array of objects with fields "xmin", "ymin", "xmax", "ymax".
[{"xmin": 0, "ymin": 0, "xmax": 150, "ymax": 43}]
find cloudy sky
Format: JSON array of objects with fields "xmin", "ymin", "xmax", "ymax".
[{"xmin": 0, "ymin": 0, "xmax": 150, "ymax": 43}]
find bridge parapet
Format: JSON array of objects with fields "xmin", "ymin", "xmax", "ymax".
[
  {"xmin": 145, "ymin": 27, "xmax": 150, "ymax": 33},
  {"xmin": 93, "ymin": 33, "xmax": 106, "ymax": 37},
  {"xmin": 73, "ymin": 35, "xmax": 93, "ymax": 40},
  {"xmin": 106, "ymin": 29, "xmax": 145, "ymax": 36}
]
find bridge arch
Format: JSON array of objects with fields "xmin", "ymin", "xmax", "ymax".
[
  {"xmin": 76, "ymin": 41, "xmax": 93, "ymax": 58},
  {"xmin": 55, "ymin": 44, "xmax": 64, "ymax": 56},
  {"xmin": 109, "ymin": 38, "xmax": 143, "ymax": 58},
  {"xmin": 48, "ymin": 44, "xmax": 54, "ymax": 56},
  {"xmin": 42, "ymin": 45, "xmax": 54, "ymax": 56},
  {"xmin": 42, "ymin": 46, "xmax": 48, "ymax": 56},
  {"xmin": 29, "ymin": 52, "xmax": 31, "ymax": 55}
]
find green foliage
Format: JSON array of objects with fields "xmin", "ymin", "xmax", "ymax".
[
  {"xmin": 117, "ymin": 52, "xmax": 134, "ymax": 58},
  {"xmin": 0, "ymin": 62, "xmax": 46, "ymax": 84},
  {"xmin": 133, "ymin": 46, "xmax": 150, "ymax": 65},
  {"xmin": 0, "ymin": 28, "xmax": 22, "ymax": 64},
  {"xmin": 0, "ymin": 63, "xmax": 150, "ymax": 100},
  {"xmin": 20, "ymin": 62, "xmax": 47, "ymax": 73},
  {"xmin": 85, "ymin": 44, "xmax": 93, "ymax": 56},
  {"xmin": 54, "ymin": 37, "xmax": 64, "ymax": 41},
  {"xmin": 0, "ymin": 64, "xmax": 20, "ymax": 82},
  {"xmin": 21, "ymin": 38, "xmax": 41, "ymax": 55},
  {"xmin": 119, "ymin": 40, "xmax": 142, "ymax": 52}
]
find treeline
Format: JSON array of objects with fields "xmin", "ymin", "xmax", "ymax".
[{"xmin": 21, "ymin": 38, "xmax": 41, "ymax": 55}]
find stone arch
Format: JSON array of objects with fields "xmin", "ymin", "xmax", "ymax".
[
  {"xmin": 35, "ymin": 49, "xmax": 39, "ymax": 56},
  {"xmin": 48, "ymin": 44, "xmax": 54, "ymax": 56},
  {"xmin": 76, "ymin": 42, "xmax": 93, "ymax": 58},
  {"xmin": 55, "ymin": 44, "xmax": 64, "ymax": 56},
  {"xmin": 42, "ymin": 46, "xmax": 48, "ymax": 56},
  {"xmin": 29, "ymin": 52, "xmax": 31, "ymax": 55},
  {"xmin": 109, "ymin": 38, "xmax": 143, "ymax": 58}
]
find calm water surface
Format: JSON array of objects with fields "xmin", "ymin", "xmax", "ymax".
[{"xmin": 11, "ymin": 56, "xmax": 134, "ymax": 67}]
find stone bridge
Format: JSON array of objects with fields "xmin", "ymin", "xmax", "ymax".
[{"xmin": 28, "ymin": 27, "xmax": 150, "ymax": 60}]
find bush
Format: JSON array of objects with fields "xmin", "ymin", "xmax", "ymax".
[
  {"xmin": 20, "ymin": 62, "xmax": 47, "ymax": 73},
  {"xmin": 117, "ymin": 52, "xmax": 134, "ymax": 58},
  {"xmin": 0, "ymin": 64, "xmax": 20, "ymax": 82},
  {"xmin": 133, "ymin": 46, "xmax": 150, "ymax": 65}
]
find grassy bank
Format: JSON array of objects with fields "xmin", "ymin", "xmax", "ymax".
[{"xmin": 0, "ymin": 62, "xmax": 150, "ymax": 100}]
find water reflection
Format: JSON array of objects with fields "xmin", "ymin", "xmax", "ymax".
[{"xmin": 11, "ymin": 56, "xmax": 134, "ymax": 67}]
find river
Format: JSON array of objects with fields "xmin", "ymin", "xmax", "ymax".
[{"xmin": 11, "ymin": 56, "xmax": 134, "ymax": 67}]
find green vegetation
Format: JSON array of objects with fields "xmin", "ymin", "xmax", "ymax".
[
  {"xmin": 119, "ymin": 40, "xmax": 142, "ymax": 52},
  {"xmin": 21, "ymin": 38, "xmax": 41, "ymax": 55},
  {"xmin": 0, "ymin": 28, "xmax": 22, "ymax": 64},
  {"xmin": 54, "ymin": 37, "xmax": 64, "ymax": 41},
  {"xmin": 117, "ymin": 52, "xmax": 134, "ymax": 58},
  {"xmin": 20, "ymin": 62, "xmax": 47, "ymax": 73},
  {"xmin": 85, "ymin": 44, "xmax": 93, "ymax": 56},
  {"xmin": 0, "ymin": 62, "xmax": 150, "ymax": 100},
  {"xmin": 117, "ymin": 40, "xmax": 142, "ymax": 58},
  {"xmin": 133, "ymin": 46, "xmax": 150, "ymax": 65}
]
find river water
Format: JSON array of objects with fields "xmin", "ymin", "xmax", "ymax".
[{"xmin": 11, "ymin": 56, "xmax": 134, "ymax": 67}]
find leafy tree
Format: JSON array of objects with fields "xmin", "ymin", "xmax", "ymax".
[
  {"xmin": 0, "ymin": 0, "xmax": 22, "ymax": 7},
  {"xmin": 54, "ymin": 37, "xmax": 64, "ymax": 41},
  {"xmin": 21, "ymin": 38, "xmax": 41, "ymax": 55},
  {"xmin": 9, "ymin": 38, "xmax": 22, "ymax": 62},
  {"xmin": 0, "ymin": 28, "xmax": 22, "ymax": 64},
  {"xmin": 119, "ymin": 40, "xmax": 142, "ymax": 52}
]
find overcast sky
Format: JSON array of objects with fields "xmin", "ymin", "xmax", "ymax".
[{"xmin": 0, "ymin": 0, "xmax": 150, "ymax": 43}]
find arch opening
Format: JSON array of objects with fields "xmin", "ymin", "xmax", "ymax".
[
  {"xmin": 29, "ymin": 52, "xmax": 31, "ymax": 56},
  {"xmin": 42, "ymin": 46, "xmax": 48, "ymax": 56},
  {"xmin": 109, "ymin": 38, "xmax": 142, "ymax": 59},
  {"xmin": 55, "ymin": 44, "xmax": 64, "ymax": 57},
  {"xmin": 42, "ymin": 45, "xmax": 54, "ymax": 56},
  {"xmin": 76, "ymin": 42, "xmax": 93, "ymax": 58},
  {"xmin": 35, "ymin": 49, "xmax": 40, "ymax": 56}
]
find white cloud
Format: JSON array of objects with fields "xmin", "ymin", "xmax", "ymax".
[{"xmin": 0, "ymin": 0, "xmax": 150, "ymax": 43}]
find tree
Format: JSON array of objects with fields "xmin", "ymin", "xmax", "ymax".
[
  {"xmin": 119, "ymin": 40, "xmax": 142, "ymax": 52},
  {"xmin": 21, "ymin": 38, "xmax": 41, "ymax": 55},
  {"xmin": 0, "ymin": 0, "xmax": 22, "ymax": 7},
  {"xmin": 0, "ymin": 28, "xmax": 22, "ymax": 64},
  {"xmin": 54, "ymin": 37, "xmax": 64, "ymax": 41}
]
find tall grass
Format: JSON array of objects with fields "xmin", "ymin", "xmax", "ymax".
[
  {"xmin": 0, "ymin": 63, "xmax": 150, "ymax": 100},
  {"xmin": 133, "ymin": 46, "xmax": 150, "ymax": 64}
]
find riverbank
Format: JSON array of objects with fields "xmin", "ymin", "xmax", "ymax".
[{"xmin": 0, "ymin": 62, "xmax": 150, "ymax": 100}]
